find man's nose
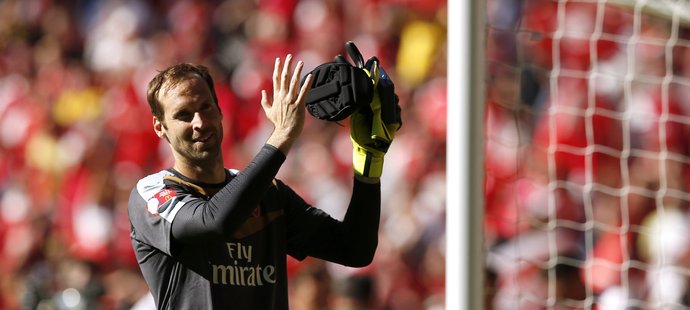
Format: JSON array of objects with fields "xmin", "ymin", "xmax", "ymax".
[{"xmin": 191, "ymin": 112, "xmax": 206, "ymax": 130}]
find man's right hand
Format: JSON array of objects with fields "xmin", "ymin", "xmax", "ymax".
[{"xmin": 262, "ymin": 54, "xmax": 313, "ymax": 155}]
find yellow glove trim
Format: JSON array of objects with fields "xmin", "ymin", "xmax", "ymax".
[
  {"xmin": 351, "ymin": 61, "xmax": 399, "ymax": 178},
  {"xmin": 364, "ymin": 64, "xmax": 398, "ymax": 145},
  {"xmin": 352, "ymin": 144, "xmax": 384, "ymax": 178}
]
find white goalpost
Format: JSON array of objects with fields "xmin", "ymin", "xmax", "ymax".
[
  {"xmin": 450, "ymin": 0, "xmax": 690, "ymax": 309},
  {"xmin": 447, "ymin": 0, "xmax": 485, "ymax": 309}
]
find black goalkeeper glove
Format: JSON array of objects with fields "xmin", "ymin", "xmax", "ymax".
[
  {"xmin": 343, "ymin": 42, "xmax": 402, "ymax": 178},
  {"xmin": 301, "ymin": 47, "xmax": 374, "ymax": 122},
  {"xmin": 302, "ymin": 41, "xmax": 402, "ymax": 178}
]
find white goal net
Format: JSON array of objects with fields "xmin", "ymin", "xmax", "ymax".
[{"xmin": 484, "ymin": 0, "xmax": 690, "ymax": 309}]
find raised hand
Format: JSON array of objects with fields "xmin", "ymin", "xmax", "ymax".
[{"xmin": 262, "ymin": 54, "xmax": 313, "ymax": 155}]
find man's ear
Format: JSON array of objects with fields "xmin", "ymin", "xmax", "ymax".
[{"xmin": 153, "ymin": 116, "xmax": 168, "ymax": 141}]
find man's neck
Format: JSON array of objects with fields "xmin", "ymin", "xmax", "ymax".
[{"xmin": 173, "ymin": 159, "xmax": 226, "ymax": 184}]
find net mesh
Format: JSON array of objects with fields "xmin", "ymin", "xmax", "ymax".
[{"xmin": 484, "ymin": 0, "xmax": 690, "ymax": 308}]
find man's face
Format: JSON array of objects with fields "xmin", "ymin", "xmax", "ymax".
[{"xmin": 154, "ymin": 73, "xmax": 223, "ymax": 166}]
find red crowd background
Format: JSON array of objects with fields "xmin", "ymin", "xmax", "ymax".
[
  {"xmin": 485, "ymin": 0, "xmax": 690, "ymax": 309},
  {"xmin": 0, "ymin": 0, "xmax": 447, "ymax": 309}
]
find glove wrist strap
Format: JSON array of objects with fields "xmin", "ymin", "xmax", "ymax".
[{"xmin": 353, "ymin": 145, "xmax": 384, "ymax": 178}]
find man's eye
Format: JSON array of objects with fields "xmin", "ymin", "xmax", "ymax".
[
  {"xmin": 176, "ymin": 112, "xmax": 192, "ymax": 121},
  {"xmin": 201, "ymin": 104, "xmax": 218, "ymax": 116}
]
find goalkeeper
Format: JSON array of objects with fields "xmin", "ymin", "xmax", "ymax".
[{"xmin": 128, "ymin": 43, "xmax": 401, "ymax": 309}]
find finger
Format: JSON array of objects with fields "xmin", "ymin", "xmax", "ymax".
[
  {"xmin": 334, "ymin": 54, "xmax": 349, "ymax": 64},
  {"xmin": 260, "ymin": 90, "xmax": 271, "ymax": 111},
  {"xmin": 273, "ymin": 57, "xmax": 281, "ymax": 95},
  {"xmin": 295, "ymin": 74, "xmax": 313, "ymax": 107},
  {"xmin": 281, "ymin": 54, "xmax": 292, "ymax": 92},
  {"xmin": 288, "ymin": 60, "xmax": 304, "ymax": 99}
]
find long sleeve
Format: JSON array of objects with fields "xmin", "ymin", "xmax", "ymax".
[
  {"xmin": 170, "ymin": 144, "xmax": 286, "ymax": 243},
  {"xmin": 287, "ymin": 178, "xmax": 381, "ymax": 267}
]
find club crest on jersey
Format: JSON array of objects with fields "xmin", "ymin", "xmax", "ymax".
[{"xmin": 147, "ymin": 188, "xmax": 177, "ymax": 216}]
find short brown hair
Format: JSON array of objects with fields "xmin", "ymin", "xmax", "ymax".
[{"xmin": 146, "ymin": 63, "xmax": 220, "ymax": 120}]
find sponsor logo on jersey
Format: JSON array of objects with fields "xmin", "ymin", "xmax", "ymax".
[
  {"xmin": 211, "ymin": 242, "xmax": 277, "ymax": 287},
  {"xmin": 147, "ymin": 188, "xmax": 177, "ymax": 216}
]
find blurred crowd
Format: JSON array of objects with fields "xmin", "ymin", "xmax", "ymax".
[
  {"xmin": 0, "ymin": 0, "xmax": 447, "ymax": 309},
  {"xmin": 485, "ymin": 0, "xmax": 690, "ymax": 309}
]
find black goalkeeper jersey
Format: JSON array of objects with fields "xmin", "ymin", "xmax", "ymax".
[{"xmin": 128, "ymin": 145, "xmax": 380, "ymax": 309}]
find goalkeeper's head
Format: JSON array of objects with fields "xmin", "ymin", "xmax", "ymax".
[
  {"xmin": 145, "ymin": 63, "xmax": 225, "ymax": 168},
  {"xmin": 146, "ymin": 63, "xmax": 221, "ymax": 121}
]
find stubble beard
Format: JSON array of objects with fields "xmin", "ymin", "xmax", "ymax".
[{"xmin": 175, "ymin": 130, "xmax": 223, "ymax": 169}]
